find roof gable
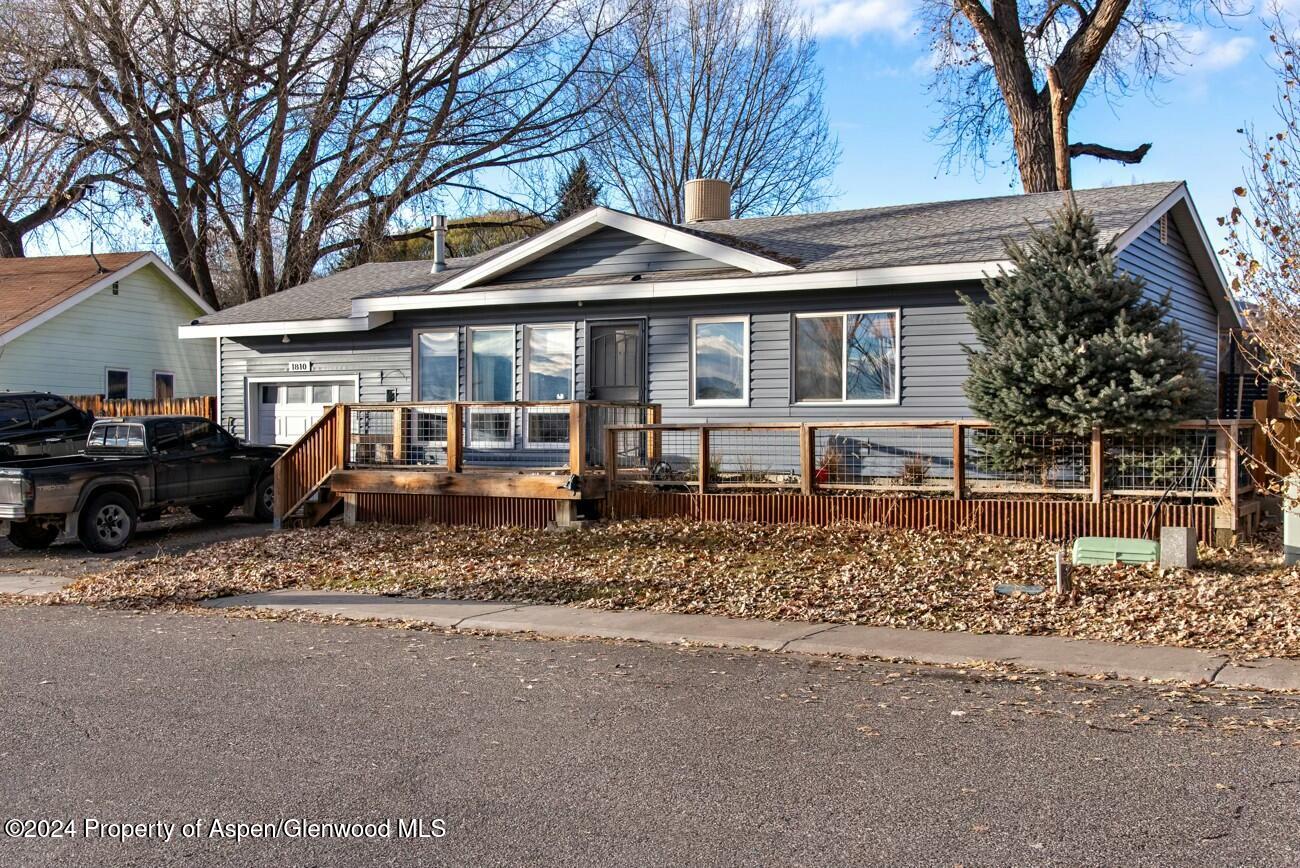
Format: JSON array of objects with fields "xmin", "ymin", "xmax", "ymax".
[
  {"xmin": 0, "ymin": 252, "xmax": 214, "ymax": 346},
  {"xmin": 497, "ymin": 225, "xmax": 731, "ymax": 283},
  {"xmin": 428, "ymin": 207, "xmax": 795, "ymax": 294}
]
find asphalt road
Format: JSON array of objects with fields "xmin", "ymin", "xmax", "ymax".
[{"xmin": 3, "ymin": 606, "xmax": 1300, "ymax": 867}]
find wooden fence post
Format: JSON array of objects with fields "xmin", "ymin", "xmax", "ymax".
[
  {"xmin": 1090, "ymin": 426, "xmax": 1104, "ymax": 504},
  {"xmin": 335, "ymin": 404, "xmax": 349, "ymax": 469},
  {"xmin": 952, "ymin": 423, "xmax": 965, "ymax": 500},
  {"xmin": 568, "ymin": 401, "xmax": 588, "ymax": 475},
  {"xmin": 392, "ymin": 406, "xmax": 405, "ymax": 465},
  {"xmin": 1214, "ymin": 424, "xmax": 1240, "ymax": 545},
  {"xmin": 799, "ymin": 424, "xmax": 815, "ymax": 496},
  {"xmin": 445, "ymin": 403, "xmax": 462, "ymax": 473},
  {"xmin": 698, "ymin": 426, "xmax": 710, "ymax": 494}
]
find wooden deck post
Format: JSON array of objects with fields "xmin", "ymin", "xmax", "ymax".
[
  {"xmin": 604, "ymin": 428, "xmax": 619, "ymax": 493},
  {"xmin": 272, "ymin": 459, "xmax": 286, "ymax": 530},
  {"xmin": 799, "ymin": 424, "xmax": 815, "ymax": 496},
  {"xmin": 445, "ymin": 403, "xmax": 462, "ymax": 473},
  {"xmin": 335, "ymin": 404, "xmax": 349, "ymax": 469},
  {"xmin": 568, "ymin": 402, "xmax": 588, "ymax": 475},
  {"xmin": 647, "ymin": 404, "xmax": 662, "ymax": 464},
  {"xmin": 952, "ymin": 423, "xmax": 965, "ymax": 500},
  {"xmin": 1214, "ymin": 424, "xmax": 1240, "ymax": 545},
  {"xmin": 392, "ymin": 406, "xmax": 405, "ymax": 465},
  {"xmin": 698, "ymin": 426, "xmax": 710, "ymax": 494},
  {"xmin": 1090, "ymin": 426, "xmax": 1104, "ymax": 504}
]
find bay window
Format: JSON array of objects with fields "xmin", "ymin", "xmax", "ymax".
[
  {"xmin": 691, "ymin": 316, "xmax": 748, "ymax": 405},
  {"xmin": 793, "ymin": 310, "xmax": 899, "ymax": 403}
]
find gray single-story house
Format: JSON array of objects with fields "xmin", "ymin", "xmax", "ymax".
[{"xmin": 180, "ymin": 181, "xmax": 1238, "ymax": 459}]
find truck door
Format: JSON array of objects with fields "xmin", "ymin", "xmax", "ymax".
[
  {"xmin": 183, "ymin": 420, "xmax": 252, "ymax": 502},
  {"xmin": 150, "ymin": 420, "xmax": 191, "ymax": 503}
]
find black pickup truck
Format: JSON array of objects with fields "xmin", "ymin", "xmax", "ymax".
[
  {"xmin": 0, "ymin": 416, "xmax": 282, "ymax": 552},
  {"xmin": 0, "ymin": 393, "xmax": 95, "ymax": 461}
]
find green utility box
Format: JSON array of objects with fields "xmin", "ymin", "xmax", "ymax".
[{"xmin": 1071, "ymin": 536, "xmax": 1159, "ymax": 567}]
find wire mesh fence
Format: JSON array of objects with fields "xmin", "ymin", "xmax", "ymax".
[
  {"xmin": 348, "ymin": 406, "xmax": 451, "ymax": 468},
  {"xmin": 1105, "ymin": 429, "xmax": 1216, "ymax": 495},
  {"xmin": 610, "ymin": 427, "xmax": 702, "ymax": 489},
  {"xmin": 964, "ymin": 428, "xmax": 1090, "ymax": 495},
  {"xmin": 813, "ymin": 426, "xmax": 953, "ymax": 491},
  {"xmin": 710, "ymin": 428, "xmax": 801, "ymax": 488}
]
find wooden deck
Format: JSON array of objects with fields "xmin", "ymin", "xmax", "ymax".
[{"xmin": 271, "ymin": 401, "xmax": 1262, "ymax": 543}]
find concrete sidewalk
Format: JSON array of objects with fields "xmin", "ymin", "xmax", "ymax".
[
  {"xmin": 204, "ymin": 589, "xmax": 1300, "ymax": 693},
  {"xmin": 0, "ymin": 575, "xmax": 70, "ymax": 596}
]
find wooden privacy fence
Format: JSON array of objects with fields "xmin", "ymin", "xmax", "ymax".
[{"xmin": 66, "ymin": 394, "xmax": 217, "ymax": 421}]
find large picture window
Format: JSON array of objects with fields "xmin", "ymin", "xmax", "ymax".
[
  {"xmin": 794, "ymin": 311, "xmax": 898, "ymax": 403},
  {"xmin": 415, "ymin": 329, "xmax": 458, "ymax": 401},
  {"xmin": 468, "ymin": 326, "xmax": 515, "ymax": 447},
  {"xmin": 524, "ymin": 324, "xmax": 574, "ymax": 401},
  {"xmin": 691, "ymin": 317, "xmax": 748, "ymax": 405}
]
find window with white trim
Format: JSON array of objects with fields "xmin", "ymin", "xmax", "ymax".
[
  {"xmin": 523, "ymin": 323, "xmax": 575, "ymax": 448},
  {"xmin": 415, "ymin": 329, "xmax": 458, "ymax": 401},
  {"xmin": 793, "ymin": 311, "xmax": 899, "ymax": 403},
  {"xmin": 106, "ymin": 368, "xmax": 129, "ymax": 400},
  {"xmin": 691, "ymin": 316, "xmax": 748, "ymax": 405},
  {"xmin": 467, "ymin": 326, "xmax": 515, "ymax": 447}
]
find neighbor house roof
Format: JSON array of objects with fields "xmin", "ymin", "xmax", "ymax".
[
  {"xmin": 0, "ymin": 251, "xmax": 214, "ymax": 346},
  {"xmin": 187, "ymin": 181, "xmax": 1232, "ymax": 334}
]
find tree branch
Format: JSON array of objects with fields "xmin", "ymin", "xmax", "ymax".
[{"xmin": 1068, "ymin": 141, "xmax": 1152, "ymax": 164}]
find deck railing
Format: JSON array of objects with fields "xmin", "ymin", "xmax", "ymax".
[
  {"xmin": 603, "ymin": 419, "xmax": 1256, "ymax": 508},
  {"xmin": 272, "ymin": 403, "xmax": 346, "ymax": 525}
]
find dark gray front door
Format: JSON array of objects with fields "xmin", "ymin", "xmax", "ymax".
[{"xmin": 588, "ymin": 322, "xmax": 644, "ymax": 401}]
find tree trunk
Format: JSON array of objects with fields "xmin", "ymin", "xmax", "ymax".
[
  {"xmin": 1011, "ymin": 102, "xmax": 1060, "ymax": 193},
  {"xmin": 0, "ymin": 222, "xmax": 24, "ymax": 258}
]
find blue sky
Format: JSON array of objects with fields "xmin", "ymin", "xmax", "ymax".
[{"xmin": 809, "ymin": 2, "xmax": 1280, "ymax": 253}]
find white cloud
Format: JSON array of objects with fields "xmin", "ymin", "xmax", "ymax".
[
  {"xmin": 1183, "ymin": 31, "xmax": 1254, "ymax": 72},
  {"xmin": 800, "ymin": 0, "xmax": 914, "ymax": 41}
]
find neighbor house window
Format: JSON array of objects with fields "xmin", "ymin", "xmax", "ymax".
[
  {"xmin": 793, "ymin": 311, "xmax": 899, "ymax": 403},
  {"xmin": 691, "ymin": 316, "xmax": 748, "ymax": 405},
  {"xmin": 468, "ymin": 326, "xmax": 514, "ymax": 447},
  {"xmin": 524, "ymin": 324, "xmax": 575, "ymax": 447},
  {"xmin": 106, "ymin": 369, "xmax": 129, "ymax": 399},
  {"xmin": 415, "ymin": 329, "xmax": 458, "ymax": 401},
  {"xmin": 153, "ymin": 371, "xmax": 175, "ymax": 400}
]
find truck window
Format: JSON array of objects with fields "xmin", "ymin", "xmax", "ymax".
[
  {"xmin": 152, "ymin": 420, "xmax": 186, "ymax": 455},
  {"xmin": 0, "ymin": 398, "xmax": 30, "ymax": 434},
  {"xmin": 182, "ymin": 420, "xmax": 229, "ymax": 451},
  {"xmin": 27, "ymin": 396, "xmax": 81, "ymax": 431},
  {"xmin": 89, "ymin": 424, "xmax": 145, "ymax": 449}
]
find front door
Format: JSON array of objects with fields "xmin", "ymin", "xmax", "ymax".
[{"xmin": 588, "ymin": 322, "xmax": 644, "ymax": 401}]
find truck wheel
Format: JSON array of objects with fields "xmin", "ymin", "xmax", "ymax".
[
  {"xmin": 78, "ymin": 492, "xmax": 137, "ymax": 553},
  {"xmin": 253, "ymin": 476, "xmax": 275, "ymax": 522},
  {"xmin": 7, "ymin": 522, "xmax": 58, "ymax": 550},
  {"xmin": 191, "ymin": 502, "xmax": 235, "ymax": 522}
]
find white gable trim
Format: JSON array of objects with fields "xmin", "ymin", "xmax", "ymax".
[
  {"xmin": 428, "ymin": 207, "xmax": 795, "ymax": 294},
  {"xmin": 1111, "ymin": 183, "xmax": 1242, "ymax": 328},
  {"xmin": 179, "ymin": 311, "xmax": 393, "ymax": 339},
  {"xmin": 0, "ymin": 252, "xmax": 215, "ymax": 347},
  {"xmin": 354, "ymin": 261, "xmax": 1012, "ymax": 315}
]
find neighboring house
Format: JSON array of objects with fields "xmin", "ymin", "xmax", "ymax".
[
  {"xmin": 180, "ymin": 181, "xmax": 1238, "ymax": 448},
  {"xmin": 0, "ymin": 253, "xmax": 216, "ymax": 400}
]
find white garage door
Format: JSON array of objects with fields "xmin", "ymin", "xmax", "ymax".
[{"xmin": 255, "ymin": 381, "xmax": 355, "ymax": 445}]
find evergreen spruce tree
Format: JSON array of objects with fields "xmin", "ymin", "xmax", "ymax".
[
  {"xmin": 960, "ymin": 202, "xmax": 1213, "ymax": 481},
  {"xmin": 554, "ymin": 157, "xmax": 601, "ymax": 221}
]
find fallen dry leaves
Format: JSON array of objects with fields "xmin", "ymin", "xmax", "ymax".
[{"xmin": 54, "ymin": 519, "xmax": 1300, "ymax": 659}]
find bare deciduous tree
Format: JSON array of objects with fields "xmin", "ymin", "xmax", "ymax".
[
  {"xmin": 587, "ymin": 0, "xmax": 837, "ymax": 222},
  {"xmin": 49, "ymin": 0, "xmax": 636, "ymax": 306},
  {"xmin": 0, "ymin": 5, "xmax": 114, "ymax": 257},
  {"xmin": 1224, "ymin": 13, "xmax": 1300, "ymax": 487},
  {"xmin": 922, "ymin": 0, "xmax": 1240, "ymax": 192}
]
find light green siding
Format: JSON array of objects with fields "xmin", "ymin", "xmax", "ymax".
[{"xmin": 0, "ymin": 264, "xmax": 215, "ymax": 397}]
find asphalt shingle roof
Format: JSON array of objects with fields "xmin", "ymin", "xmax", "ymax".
[
  {"xmin": 0, "ymin": 252, "xmax": 149, "ymax": 337},
  {"xmin": 197, "ymin": 182, "xmax": 1181, "ymax": 326}
]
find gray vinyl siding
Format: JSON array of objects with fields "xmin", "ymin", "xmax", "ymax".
[
  {"xmin": 1116, "ymin": 218, "xmax": 1219, "ymax": 376},
  {"xmin": 500, "ymin": 226, "xmax": 722, "ymax": 282}
]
